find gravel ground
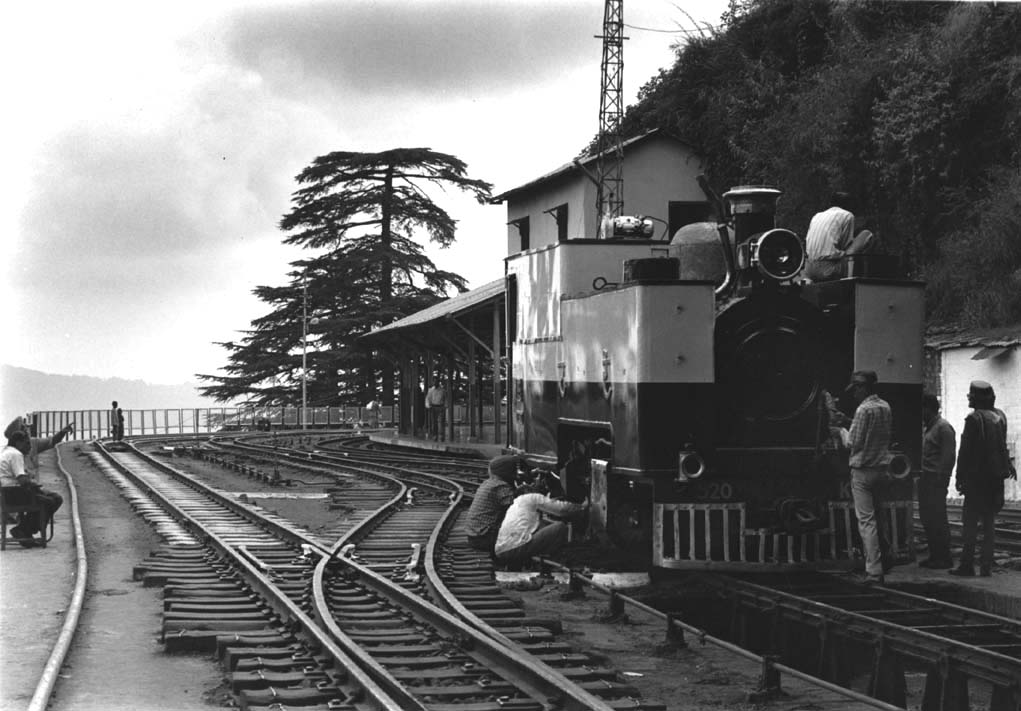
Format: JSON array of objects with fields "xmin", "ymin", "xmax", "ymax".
[
  {"xmin": 51, "ymin": 445, "xmax": 887, "ymax": 711},
  {"xmin": 166, "ymin": 450, "xmax": 886, "ymax": 711}
]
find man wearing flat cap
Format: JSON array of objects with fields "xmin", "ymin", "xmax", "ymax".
[
  {"xmin": 846, "ymin": 370, "xmax": 894, "ymax": 584},
  {"xmin": 465, "ymin": 454, "xmax": 522, "ymax": 555},
  {"xmin": 951, "ymin": 381, "xmax": 1014, "ymax": 577}
]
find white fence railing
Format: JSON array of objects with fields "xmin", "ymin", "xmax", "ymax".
[
  {"xmin": 29, "ymin": 404, "xmax": 507, "ymax": 441},
  {"xmin": 29, "ymin": 407, "xmax": 396, "ymax": 440}
]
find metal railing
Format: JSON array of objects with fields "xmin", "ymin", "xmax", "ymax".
[
  {"xmin": 30, "ymin": 407, "xmax": 394, "ymax": 440},
  {"xmin": 29, "ymin": 404, "xmax": 507, "ymax": 441}
]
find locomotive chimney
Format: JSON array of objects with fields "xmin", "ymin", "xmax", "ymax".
[{"xmin": 722, "ymin": 186, "xmax": 782, "ymax": 245}]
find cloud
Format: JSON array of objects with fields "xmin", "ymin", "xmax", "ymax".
[
  {"xmin": 221, "ymin": 0, "xmax": 601, "ymax": 99},
  {"xmin": 15, "ymin": 62, "xmax": 337, "ymax": 292}
]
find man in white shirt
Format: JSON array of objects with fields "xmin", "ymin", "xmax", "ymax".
[
  {"xmin": 804, "ymin": 192, "xmax": 876, "ymax": 282},
  {"xmin": 2, "ymin": 430, "xmax": 59, "ymax": 547},
  {"xmin": 494, "ymin": 478, "xmax": 588, "ymax": 565},
  {"xmin": 5, "ymin": 416, "xmax": 75, "ymax": 478},
  {"xmin": 425, "ymin": 378, "xmax": 447, "ymax": 441}
]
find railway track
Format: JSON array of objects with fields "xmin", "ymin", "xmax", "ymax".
[
  {"xmin": 214, "ymin": 435, "xmax": 674, "ymax": 706},
  {"xmin": 27, "ymin": 431, "xmax": 1021, "ymax": 710},
  {"xmin": 683, "ymin": 571, "xmax": 1021, "ymax": 710},
  {"xmin": 914, "ymin": 503, "xmax": 1021, "ymax": 559},
  {"xmin": 85, "ymin": 438, "xmax": 644, "ymax": 710}
]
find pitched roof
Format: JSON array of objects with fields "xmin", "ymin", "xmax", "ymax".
[
  {"xmin": 363, "ymin": 278, "xmax": 504, "ymax": 338},
  {"xmin": 491, "ymin": 129, "xmax": 693, "ymax": 202},
  {"xmin": 926, "ymin": 324, "xmax": 1021, "ymax": 350}
]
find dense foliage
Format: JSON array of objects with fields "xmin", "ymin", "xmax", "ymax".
[
  {"xmin": 198, "ymin": 149, "xmax": 491, "ymax": 406},
  {"xmin": 620, "ymin": 0, "xmax": 1021, "ymax": 326}
]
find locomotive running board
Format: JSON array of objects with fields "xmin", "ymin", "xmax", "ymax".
[{"xmin": 653, "ymin": 500, "xmax": 914, "ymax": 570}]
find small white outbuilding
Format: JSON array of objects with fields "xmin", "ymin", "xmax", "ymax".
[{"xmin": 927, "ymin": 326, "xmax": 1021, "ymax": 501}]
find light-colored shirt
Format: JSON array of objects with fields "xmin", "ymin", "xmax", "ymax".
[
  {"xmin": 922, "ymin": 416, "xmax": 956, "ymax": 476},
  {"xmin": 494, "ymin": 493, "xmax": 586, "ymax": 556},
  {"xmin": 426, "ymin": 386, "xmax": 446, "ymax": 408},
  {"xmin": 0, "ymin": 446, "xmax": 27, "ymax": 488},
  {"xmin": 3, "ymin": 417, "xmax": 57, "ymax": 478},
  {"xmin": 806, "ymin": 206, "xmax": 855, "ymax": 261},
  {"xmin": 848, "ymin": 394, "xmax": 892, "ymax": 469}
]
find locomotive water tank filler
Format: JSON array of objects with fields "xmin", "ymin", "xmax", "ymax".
[{"xmin": 505, "ymin": 184, "xmax": 923, "ymax": 570}]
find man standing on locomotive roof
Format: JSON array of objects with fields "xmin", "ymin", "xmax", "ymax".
[
  {"xmin": 846, "ymin": 370, "xmax": 895, "ymax": 585},
  {"xmin": 918, "ymin": 393, "xmax": 956, "ymax": 569}
]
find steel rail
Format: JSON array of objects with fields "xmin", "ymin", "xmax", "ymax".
[
  {"xmin": 217, "ymin": 435, "xmax": 620, "ymax": 710},
  {"xmin": 93, "ymin": 440, "xmax": 407, "ymax": 710},
  {"xmin": 304, "ymin": 462, "xmax": 623, "ymax": 710},
  {"xmin": 312, "ymin": 543, "xmax": 618, "ymax": 711},
  {"xmin": 217, "ymin": 436, "xmax": 483, "ymax": 492},
  {"xmin": 99, "ymin": 439, "xmax": 613, "ymax": 711},
  {"xmin": 421, "ymin": 501, "xmax": 522, "ymax": 647},
  {"xmin": 27, "ymin": 443, "xmax": 90, "ymax": 711},
  {"xmin": 699, "ymin": 573, "xmax": 1021, "ymax": 690},
  {"xmin": 535, "ymin": 560, "xmax": 905, "ymax": 711}
]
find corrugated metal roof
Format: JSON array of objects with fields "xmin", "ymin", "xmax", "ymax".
[
  {"xmin": 364, "ymin": 278, "xmax": 504, "ymax": 338},
  {"xmin": 926, "ymin": 324, "xmax": 1021, "ymax": 350},
  {"xmin": 492, "ymin": 129, "xmax": 691, "ymax": 202}
]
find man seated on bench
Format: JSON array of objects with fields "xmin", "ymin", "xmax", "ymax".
[
  {"xmin": 2, "ymin": 430, "xmax": 62, "ymax": 547},
  {"xmin": 5, "ymin": 416, "xmax": 75, "ymax": 479}
]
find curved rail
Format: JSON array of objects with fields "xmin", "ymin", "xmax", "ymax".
[
  {"xmin": 28, "ymin": 444, "xmax": 89, "ymax": 711},
  {"xmin": 92, "ymin": 439, "xmax": 615, "ymax": 710},
  {"xmin": 94, "ymin": 439, "xmax": 409, "ymax": 709}
]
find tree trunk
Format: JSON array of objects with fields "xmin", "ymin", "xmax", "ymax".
[{"xmin": 380, "ymin": 164, "xmax": 396, "ymax": 405}]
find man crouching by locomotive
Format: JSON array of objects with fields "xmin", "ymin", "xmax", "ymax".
[
  {"xmin": 465, "ymin": 455, "xmax": 523, "ymax": 555},
  {"xmin": 847, "ymin": 370, "xmax": 895, "ymax": 585}
]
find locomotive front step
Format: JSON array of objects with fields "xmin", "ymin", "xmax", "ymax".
[{"xmin": 654, "ymin": 500, "xmax": 914, "ymax": 569}]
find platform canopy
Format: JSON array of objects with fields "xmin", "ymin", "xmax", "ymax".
[
  {"xmin": 362, "ymin": 278, "xmax": 505, "ymax": 352},
  {"xmin": 361, "ymin": 278, "xmax": 507, "ymax": 444}
]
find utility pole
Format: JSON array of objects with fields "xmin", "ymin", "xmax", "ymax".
[
  {"xmin": 301, "ymin": 273, "xmax": 308, "ymax": 430},
  {"xmin": 595, "ymin": 0, "xmax": 626, "ymax": 230}
]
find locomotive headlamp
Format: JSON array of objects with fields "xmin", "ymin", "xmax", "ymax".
[
  {"xmin": 676, "ymin": 450, "xmax": 706, "ymax": 482},
  {"xmin": 751, "ymin": 228, "xmax": 805, "ymax": 281}
]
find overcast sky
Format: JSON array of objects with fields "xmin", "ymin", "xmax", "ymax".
[{"xmin": 2, "ymin": 0, "xmax": 730, "ymax": 392}]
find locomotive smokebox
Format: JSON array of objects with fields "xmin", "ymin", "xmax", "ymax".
[{"xmin": 722, "ymin": 186, "xmax": 781, "ymax": 245}]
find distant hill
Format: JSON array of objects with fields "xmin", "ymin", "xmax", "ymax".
[{"xmin": 1, "ymin": 364, "xmax": 224, "ymax": 418}]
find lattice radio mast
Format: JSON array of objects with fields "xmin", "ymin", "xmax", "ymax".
[{"xmin": 595, "ymin": 0, "xmax": 626, "ymax": 226}]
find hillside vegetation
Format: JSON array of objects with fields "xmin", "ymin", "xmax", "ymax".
[{"xmin": 619, "ymin": 0, "xmax": 1021, "ymax": 327}]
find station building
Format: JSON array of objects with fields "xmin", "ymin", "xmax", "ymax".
[{"xmin": 362, "ymin": 130, "xmax": 707, "ymax": 447}]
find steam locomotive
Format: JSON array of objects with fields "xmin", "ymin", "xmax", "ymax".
[{"xmin": 505, "ymin": 185, "xmax": 923, "ymax": 569}]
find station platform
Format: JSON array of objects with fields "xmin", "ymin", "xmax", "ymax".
[
  {"xmin": 0, "ymin": 447, "xmax": 77, "ymax": 709},
  {"xmin": 367, "ymin": 428, "xmax": 510, "ymax": 460},
  {"xmin": 884, "ymin": 558, "xmax": 1021, "ymax": 619}
]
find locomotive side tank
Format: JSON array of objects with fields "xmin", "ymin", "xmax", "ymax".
[{"xmin": 506, "ymin": 184, "xmax": 923, "ymax": 570}]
